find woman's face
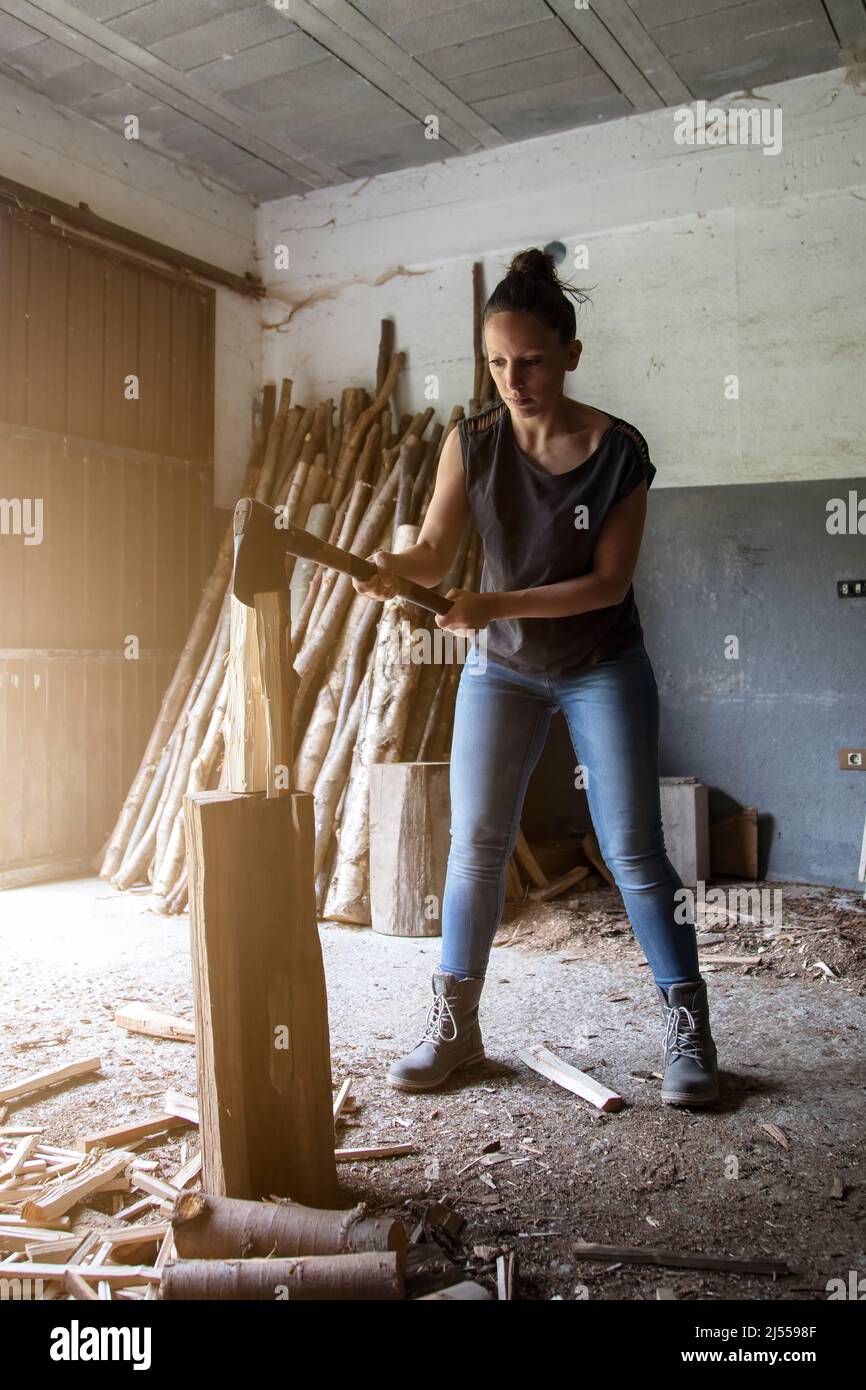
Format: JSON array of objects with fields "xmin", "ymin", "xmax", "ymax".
[{"xmin": 485, "ymin": 311, "xmax": 582, "ymax": 417}]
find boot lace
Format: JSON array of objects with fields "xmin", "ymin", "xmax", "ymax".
[
  {"xmin": 663, "ymin": 1004, "xmax": 703, "ymax": 1061},
  {"xmin": 420, "ymin": 992, "xmax": 458, "ymax": 1045}
]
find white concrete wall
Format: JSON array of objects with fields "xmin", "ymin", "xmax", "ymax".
[
  {"xmin": 257, "ymin": 65, "xmax": 866, "ymax": 489},
  {"xmin": 0, "ymin": 74, "xmax": 261, "ymax": 510}
]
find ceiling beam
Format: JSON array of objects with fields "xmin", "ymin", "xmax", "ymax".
[
  {"xmin": 546, "ymin": 0, "xmax": 691, "ymax": 110},
  {"xmin": 269, "ymin": 0, "xmax": 506, "ymax": 152},
  {"xmin": 2, "ymin": 0, "xmax": 346, "ymax": 189}
]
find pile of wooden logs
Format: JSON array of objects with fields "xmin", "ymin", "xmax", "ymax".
[
  {"xmin": 161, "ymin": 1191, "xmax": 406, "ymax": 1300},
  {"xmin": 98, "ymin": 319, "xmax": 482, "ymax": 922}
]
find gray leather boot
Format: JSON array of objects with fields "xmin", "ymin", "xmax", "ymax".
[
  {"xmin": 656, "ymin": 978, "xmax": 719, "ymax": 1107},
  {"xmin": 387, "ymin": 970, "xmax": 486, "ymax": 1093}
]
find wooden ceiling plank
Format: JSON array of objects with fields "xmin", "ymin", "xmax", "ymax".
[
  {"xmin": 3, "ymin": 0, "xmax": 346, "ymax": 189},
  {"xmin": 275, "ymin": 0, "xmax": 506, "ymax": 151}
]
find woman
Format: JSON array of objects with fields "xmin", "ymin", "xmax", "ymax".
[{"xmin": 353, "ymin": 248, "xmax": 718, "ymax": 1108}]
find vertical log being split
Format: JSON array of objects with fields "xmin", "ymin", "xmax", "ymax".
[
  {"xmin": 253, "ymin": 589, "xmax": 296, "ymax": 797},
  {"xmin": 184, "ymin": 788, "xmax": 337, "ymax": 1206}
]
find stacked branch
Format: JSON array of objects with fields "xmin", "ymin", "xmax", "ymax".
[{"xmin": 99, "ymin": 318, "xmax": 480, "ymax": 923}]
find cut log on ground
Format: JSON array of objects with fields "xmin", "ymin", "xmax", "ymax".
[
  {"xmin": 160, "ymin": 1251, "xmax": 403, "ymax": 1300},
  {"xmin": 171, "ymin": 1191, "xmax": 406, "ymax": 1259}
]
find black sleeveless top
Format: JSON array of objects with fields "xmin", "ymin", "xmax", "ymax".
[{"xmin": 457, "ymin": 401, "xmax": 656, "ymax": 676}]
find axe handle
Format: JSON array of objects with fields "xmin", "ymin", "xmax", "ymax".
[{"xmin": 292, "ymin": 529, "xmax": 455, "ymax": 618}]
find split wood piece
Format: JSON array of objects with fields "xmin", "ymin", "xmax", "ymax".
[
  {"xmin": 98, "ymin": 1223, "xmax": 169, "ymax": 1251},
  {"xmin": 700, "ymin": 954, "xmax": 764, "ymax": 967},
  {"xmin": 572, "ymin": 1242, "xmax": 789, "ymax": 1276},
  {"xmin": 334, "ymin": 1143, "xmax": 416, "ymax": 1161},
  {"xmin": 161, "ymin": 1250, "xmax": 403, "ymax": 1301},
  {"xmin": 527, "ymin": 864, "xmax": 590, "ymax": 903},
  {"xmin": 65, "ymin": 1269, "xmax": 100, "ymax": 1300},
  {"xmin": 325, "ymin": 524, "xmax": 425, "ymax": 923},
  {"xmin": 518, "ymin": 1045, "xmax": 622, "ymax": 1113},
  {"xmin": 582, "ymin": 830, "xmax": 615, "ymax": 887},
  {"xmin": 497, "ymin": 1251, "xmax": 516, "ymax": 1300},
  {"xmin": 13, "ymin": 1261, "xmax": 160, "ymax": 1287},
  {"xmin": 169, "ymin": 1151, "xmax": 202, "ymax": 1189},
  {"xmin": 513, "ymin": 828, "xmax": 548, "ymax": 890},
  {"xmin": 75, "ymin": 1114, "xmax": 189, "ymax": 1154},
  {"xmin": 332, "ymin": 1077, "xmax": 352, "ymax": 1121},
  {"xmin": 184, "ymin": 789, "xmax": 338, "ymax": 1206},
  {"xmin": 0, "ymin": 1225, "xmax": 75, "ymax": 1253},
  {"xmin": 163, "ymin": 1091, "xmax": 199, "ymax": 1125},
  {"xmin": 369, "ymin": 762, "xmax": 450, "ymax": 937},
  {"xmin": 0, "ymin": 1133, "xmax": 39, "ymax": 1180},
  {"xmin": 171, "ymin": 1191, "xmax": 405, "ymax": 1259},
  {"xmin": 254, "ymin": 588, "xmax": 297, "ymax": 798},
  {"xmin": 21, "ymin": 1148, "xmax": 137, "ymax": 1223},
  {"xmin": 131, "ymin": 1173, "xmax": 181, "ymax": 1205},
  {"xmin": 710, "ymin": 806, "xmax": 758, "ymax": 880},
  {"xmin": 0, "ymin": 1057, "xmax": 102, "ymax": 1105},
  {"xmin": 114, "ymin": 1003, "xmax": 195, "ymax": 1044},
  {"xmin": 226, "ymin": 596, "xmax": 267, "ymax": 793}
]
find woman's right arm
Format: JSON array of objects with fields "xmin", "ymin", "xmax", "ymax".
[{"xmin": 352, "ymin": 427, "xmax": 471, "ymax": 600}]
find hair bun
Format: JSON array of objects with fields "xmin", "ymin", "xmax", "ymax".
[{"xmin": 507, "ymin": 248, "xmax": 558, "ymax": 286}]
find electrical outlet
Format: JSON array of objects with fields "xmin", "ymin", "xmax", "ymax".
[
  {"xmin": 837, "ymin": 580, "xmax": 866, "ymax": 597},
  {"xmin": 839, "ymin": 748, "xmax": 866, "ymax": 770}
]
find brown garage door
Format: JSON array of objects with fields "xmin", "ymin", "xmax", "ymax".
[{"xmin": 0, "ymin": 205, "xmax": 216, "ymax": 885}]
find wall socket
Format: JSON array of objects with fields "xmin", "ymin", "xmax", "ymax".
[
  {"xmin": 837, "ymin": 580, "xmax": 866, "ymax": 597},
  {"xmin": 839, "ymin": 749, "xmax": 866, "ymax": 770}
]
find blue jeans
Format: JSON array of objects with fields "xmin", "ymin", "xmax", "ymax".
[{"xmin": 440, "ymin": 640, "xmax": 700, "ymax": 990}]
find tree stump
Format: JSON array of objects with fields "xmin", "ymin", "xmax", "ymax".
[{"xmin": 184, "ymin": 788, "xmax": 338, "ymax": 1207}]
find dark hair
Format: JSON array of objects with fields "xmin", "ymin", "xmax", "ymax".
[{"xmin": 483, "ymin": 247, "xmax": 593, "ymax": 343}]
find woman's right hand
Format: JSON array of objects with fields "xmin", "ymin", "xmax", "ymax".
[{"xmin": 352, "ymin": 551, "xmax": 400, "ymax": 602}]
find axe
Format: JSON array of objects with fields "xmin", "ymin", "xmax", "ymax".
[{"xmin": 231, "ymin": 497, "xmax": 454, "ymax": 616}]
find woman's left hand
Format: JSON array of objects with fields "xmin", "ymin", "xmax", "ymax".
[{"xmin": 435, "ymin": 588, "xmax": 496, "ymax": 634}]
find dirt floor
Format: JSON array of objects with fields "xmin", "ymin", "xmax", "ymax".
[{"xmin": 1, "ymin": 874, "xmax": 864, "ymax": 1301}]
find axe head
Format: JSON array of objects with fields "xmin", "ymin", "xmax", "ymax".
[
  {"xmin": 232, "ymin": 497, "xmax": 332, "ymax": 607},
  {"xmin": 231, "ymin": 497, "xmax": 292, "ymax": 607}
]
